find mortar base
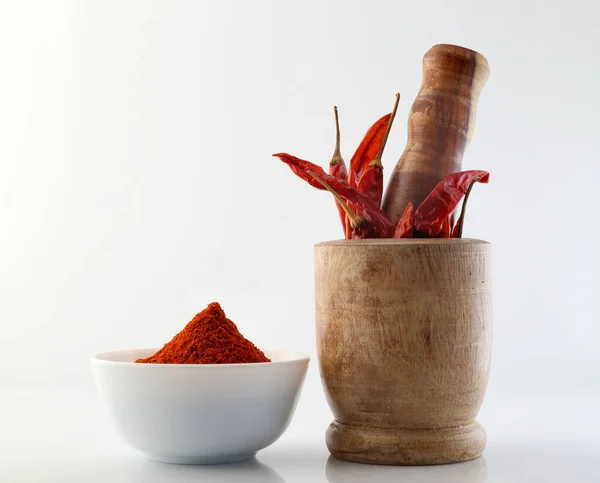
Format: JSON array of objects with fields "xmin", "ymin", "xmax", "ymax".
[{"xmin": 326, "ymin": 419, "xmax": 486, "ymax": 466}]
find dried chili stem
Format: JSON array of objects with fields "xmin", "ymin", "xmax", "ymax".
[
  {"xmin": 456, "ymin": 177, "xmax": 481, "ymax": 238},
  {"xmin": 369, "ymin": 93, "xmax": 400, "ymax": 168},
  {"xmin": 330, "ymin": 106, "xmax": 344, "ymax": 166},
  {"xmin": 307, "ymin": 170, "xmax": 364, "ymax": 228}
]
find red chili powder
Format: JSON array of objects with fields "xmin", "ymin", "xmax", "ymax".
[{"xmin": 136, "ymin": 302, "xmax": 270, "ymax": 364}]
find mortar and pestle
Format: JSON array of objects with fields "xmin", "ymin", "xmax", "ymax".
[{"xmin": 315, "ymin": 44, "xmax": 492, "ymax": 465}]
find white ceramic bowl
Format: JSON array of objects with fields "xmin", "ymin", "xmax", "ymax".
[{"xmin": 91, "ymin": 349, "xmax": 309, "ymax": 464}]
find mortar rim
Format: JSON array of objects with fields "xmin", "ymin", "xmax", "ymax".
[{"xmin": 315, "ymin": 238, "xmax": 489, "ymax": 247}]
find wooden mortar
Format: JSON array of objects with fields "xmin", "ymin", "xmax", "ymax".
[
  {"xmin": 315, "ymin": 239, "xmax": 492, "ymax": 465},
  {"xmin": 382, "ymin": 44, "xmax": 490, "ymax": 224}
]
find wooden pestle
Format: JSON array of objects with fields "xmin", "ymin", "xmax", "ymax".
[{"xmin": 382, "ymin": 44, "xmax": 490, "ymax": 224}]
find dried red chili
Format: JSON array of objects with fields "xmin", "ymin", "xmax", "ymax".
[
  {"xmin": 273, "ymin": 96, "xmax": 490, "ymax": 240},
  {"xmin": 393, "ymin": 202, "xmax": 414, "ymax": 238},
  {"xmin": 273, "ymin": 153, "xmax": 329, "ymax": 190},
  {"xmin": 357, "ymin": 94, "xmax": 400, "ymax": 206},
  {"xmin": 414, "ymin": 170, "xmax": 490, "ymax": 237},
  {"xmin": 437, "ymin": 217, "xmax": 452, "ymax": 238},
  {"xmin": 136, "ymin": 302, "xmax": 270, "ymax": 364},
  {"xmin": 308, "ymin": 171, "xmax": 395, "ymax": 238},
  {"xmin": 309, "ymin": 171, "xmax": 370, "ymax": 239},
  {"xmin": 349, "ymin": 113, "xmax": 391, "ymax": 188}
]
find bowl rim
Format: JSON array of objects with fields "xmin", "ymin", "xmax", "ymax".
[{"xmin": 91, "ymin": 348, "xmax": 310, "ymax": 368}]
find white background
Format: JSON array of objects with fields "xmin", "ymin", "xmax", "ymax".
[{"xmin": 1, "ymin": 0, "xmax": 599, "ymax": 481}]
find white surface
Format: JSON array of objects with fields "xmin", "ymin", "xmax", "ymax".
[
  {"xmin": 1, "ymin": 0, "xmax": 599, "ymax": 480},
  {"xmin": 1, "ymin": 386, "xmax": 599, "ymax": 482},
  {"xmin": 91, "ymin": 349, "xmax": 308, "ymax": 464}
]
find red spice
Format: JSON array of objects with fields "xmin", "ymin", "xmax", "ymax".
[{"xmin": 136, "ymin": 302, "xmax": 270, "ymax": 364}]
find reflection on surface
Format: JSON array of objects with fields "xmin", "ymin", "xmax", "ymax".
[
  {"xmin": 325, "ymin": 455, "xmax": 487, "ymax": 483},
  {"xmin": 129, "ymin": 457, "xmax": 285, "ymax": 483}
]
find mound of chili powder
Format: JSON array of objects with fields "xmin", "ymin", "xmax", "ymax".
[{"xmin": 136, "ymin": 302, "xmax": 270, "ymax": 364}]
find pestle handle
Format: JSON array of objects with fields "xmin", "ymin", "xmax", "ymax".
[{"xmin": 382, "ymin": 44, "xmax": 490, "ymax": 224}]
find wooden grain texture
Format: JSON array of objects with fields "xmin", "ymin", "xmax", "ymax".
[
  {"xmin": 382, "ymin": 44, "xmax": 490, "ymax": 224},
  {"xmin": 315, "ymin": 239, "xmax": 492, "ymax": 465}
]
